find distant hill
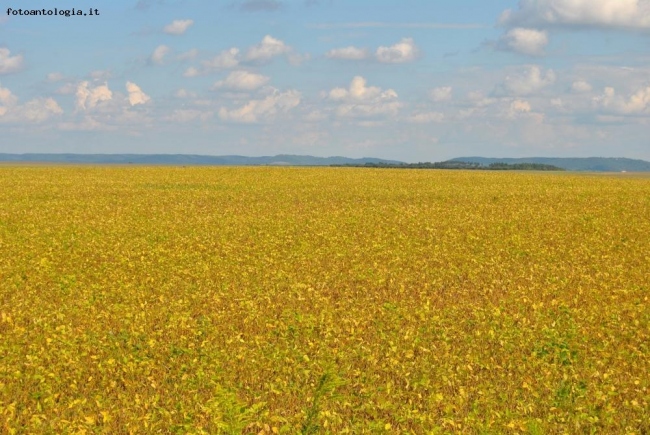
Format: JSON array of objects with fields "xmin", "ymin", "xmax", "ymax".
[
  {"xmin": 2, "ymin": 154, "xmax": 648, "ymax": 171},
  {"xmin": 0, "ymin": 153, "xmax": 403, "ymax": 166},
  {"xmin": 450, "ymin": 157, "xmax": 650, "ymax": 172}
]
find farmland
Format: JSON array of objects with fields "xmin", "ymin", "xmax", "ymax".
[{"xmin": 1, "ymin": 166, "xmax": 648, "ymax": 434}]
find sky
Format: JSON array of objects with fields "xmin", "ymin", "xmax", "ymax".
[{"xmin": 0, "ymin": 0, "xmax": 649, "ymax": 162}]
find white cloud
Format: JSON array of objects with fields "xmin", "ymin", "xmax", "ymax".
[
  {"xmin": 165, "ymin": 109, "xmax": 212, "ymax": 123},
  {"xmin": 218, "ymin": 88, "xmax": 301, "ymax": 123},
  {"xmin": 0, "ymin": 47, "xmax": 24, "ymax": 74},
  {"xmin": 326, "ymin": 46, "xmax": 370, "ymax": 60},
  {"xmin": 212, "ymin": 70, "xmax": 270, "ymax": 91},
  {"xmin": 89, "ymin": 70, "xmax": 112, "ymax": 81},
  {"xmin": 151, "ymin": 45, "xmax": 170, "ymax": 65},
  {"xmin": 407, "ymin": 111, "xmax": 445, "ymax": 123},
  {"xmin": 55, "ymin": 83, "xmax": 77, "ymax": 95},
  {"xmin": 208, "ymin": 47, "xmax": 241, "ymax": 69},
  {"xmin": 186, "ymin": 48, "xmax": 241, "ymax": 76},
  {"xmin": 429, "ymin": 86, "xmax": 453, "ymax": 102},
  {"xmin": 623, "ymin": 86, "xmax": 650, "ymax": 113},
  {"xmin": 498, "ymin": 28, "xmax": 548, "ymax": 56},
  {"xmin": 58, "ymin": 116, "xmax": 114, "ymax": 132},
  {"xmin": 46, "ymin": 72, "xmax": 65, "ymax": 83},
  {"xmin": 494, "ymin": 65, "xmax": 556, "ymax": 96},
  {"xmin": 499, "ymin": 0, "xmax": 650, "ymax": 30},
  {"xmin": 185, "ymin": 36, "xmax": 303, "ymax": 76},
  {"xmin": 183, "ymin": 67, "xmax": 200, "ymax": 78},
  {"xmin": 0, "ymin": 86, "xmax": 18, "ymax": 107},
  {"xmin": 177, "ymin": 48, "xmax": 199, "ymax": 61},
  {"xmin": 0, "ymin": 86, "xmax": 62, "ymax": 123},
  {"xmin": 126, "ymin": 82, "xmax": 150, "ymax": 106},
  {"xmin": 327, "ymin": 76, "xmax": 401, "ymax": 118},
  {"xmin": 336, "ymin": 101, "xmax": 402, "ymax": 118},
  {"xmin": 328, "ymin": 76, "xmax": 397, "ymax": 101},
  {"xmin": 163, "ymin": 19, "xmax": 194, "ymax": 35},
  {"xmin": 287, "ymin": 52, "xmax": 311, "ymax": 66},
  {"xmin": 509, "ymin": 99, "xmax": 532, "ymax": 114},
  {"xmin": 16, "ymin": 98, "xmax": 64, "ymax": 122},
  {"xmin": 174, "ymin": 88, "xmax": 197, "ymax": 98},
  {"xmin": 76, "ymin": 81, "xmax": 113, "ymax": 110},
  {"xmin": 304, "ymin": 110, "xmax": 327, "ymax": 122},
  {"xmin": 375, "ymin": 38, "xmax": 419, "ymax": 63},
  {"xmin": 593, "ymin": 86, "xmax": 617, "ymax": 106},
  {"xmin": 594, "ymin": 86, "xmax": 650, "ymax": 114},
  {"xmin": 245, "ymin": 35, "xmax": 290, "ymax": 61},
  {"xmin": 571, "ymin": 80, "xmax": 593, "ymax": 93}
]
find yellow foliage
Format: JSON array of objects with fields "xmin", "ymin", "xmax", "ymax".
[{"xmin": 0, "ymin": 166, "xmax": 648, "ymax": 433}]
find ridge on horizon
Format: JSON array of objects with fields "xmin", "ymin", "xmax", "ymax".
[{"xmin": 1, "ymin": 153, "xmax": 649, "ymax": 171}]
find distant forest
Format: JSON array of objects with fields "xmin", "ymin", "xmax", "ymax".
[{"xmin": 331, "ymin": 161, "xmax": 565, "ymax": 171}]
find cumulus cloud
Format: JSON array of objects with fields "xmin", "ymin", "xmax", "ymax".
[
  {"xmin": 184, "ymin": 48, "xmax": 241, "ymax": 77},
  {"xmin": 174, "ymin": 88, "xmax": 197, "ymax": 98},
  {"xmin": 89, "ymin": 70, "xmax": 112, "ymax": 81},
  {"xmin": 494, "ymin": 65, "xmax": 556, "ymax": 96},
  {"xmin": 304, "ymin": 110, "xmax": 327, "ymax": 122},
  {"xmin": 498, "ymin": 28, "xmax": 548, "ymax": 56},
  {"xmin": 328, "ymin": 76, "xmax": 397, "ymax": 101},
  {"xmin": 429, "ymin": 86, "xmax": 453, "ymax": 102},
  {"xmin": 177, "ymin": 48, "xmax": 199, "ymax": 61},
  {"xmin": 245, "ymin": 35, "xmax": 291, "ymax": 62},
  {"xmin": 218, "ymin": 88, "xmax": 301, "ymax": 123},
  {"xmin": 46, "ymin": 72, "xmax": 65, "ymax": 83},
  {"xmin": 0, "ymin": 47, "xmax": 24, "ymax": 74},
  {"xmin": 16, "ymin": 98, "xmax": 64, "ymax": 122},
  {"xmin": 499, "ymin": 0, "xmax": 650, "ymax": 30},
  {"xmin": 55, "ymin": 83, "xmax": 77, "ymax": 95},
  {"xmin": 594, "ymin": 86, "xmax": 650, "ymax": 114},
  {"xmin": 183, "ymin": 67, "xmax": 200, "ymax": 78},
  {"xmin": 212, "ymin": 70, "xmax": 270, "ymax": 91},
  {"xmin": 593, "ymin": 86, "xmax": 617, "ymax": 106},
  {"xmin": 325, "ymin": 46, "xmax": 370, "ymax": 60},
  {"xmin": 209, "ymin": 48, "xmax": 241, "ymax": 68},
  {"xmin": 165, "ymin": 109, "xmax": 212, "ymax": 123},
  {"xmin": 509, "ymin": 99, "xmax": 532, "ymax": 117},
  {"xmin": 126, "ymin": 82, "xmax": 150, "ymax": 106},
  {"xmin": 58, "ymin": 116, "xmax": 113, "ymax": 132},
  {"xmin": 75, "ymin": 81, "xmax": 112, "ymax": 110},
  {"xmin": 0, "ymin": 86, "xmax": 62, "ymax": 122},
  {"xmin": 0, "ymin": 86, "xmax": 18, "ymax": 106},
  {"xmin": 287, "ymin": 52, "xmax": 311, "ymax": 66},
  {"xmin": 327, "ymin": 76, "xmax": 401, "ymax": 118},
  {"xmin": 623, "ymin": 86, "xmax": 650, "ymax": 113},
  {"xmin": 571, "ymin": 80, "xmax": 593, "ymax": 93},
  {"xmin": 150, "ymin": 45, "xmax": 170, "ymax": 65},
  {"xmin": 375, "ymin": 38, "xmax": 419, "ymax": 63},
  {"xmin": 163, "ymin": 19, "xmax": 194, "ymax": 35},
  {"xmin": 185, "ymin": 36, "xmax": 300, "ymax": 76},
  {"xmin": 325, "ymin": 39, "xmax": 419, "ymax": 63},
  {"xmin": 406, "ymin": 111, "xmax": 445, "ymax": 123}
]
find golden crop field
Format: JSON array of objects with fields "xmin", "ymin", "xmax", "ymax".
[{"xmin": 1, "ymin": 166, "xmax": 648, "ymax": 434}]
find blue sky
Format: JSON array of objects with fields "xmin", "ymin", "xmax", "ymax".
[{"xmin": 1, "ymin": 0, "xmax": 649, "ymax": 161}]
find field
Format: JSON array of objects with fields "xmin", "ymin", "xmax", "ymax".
[{"xmin": 1, "ymin": 166, "xmax": 648, "ymax": 434}]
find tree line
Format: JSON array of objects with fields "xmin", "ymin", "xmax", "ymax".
[{"xmin": 331, "ymin": 161, "xmax": 565, "ymax": 171}]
